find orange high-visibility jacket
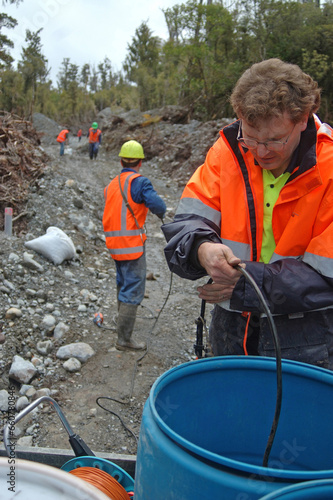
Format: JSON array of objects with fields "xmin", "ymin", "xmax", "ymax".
[
  {"xmin": 103, "ymin": 171, "xmax": 148, "ymax": 261},
  {"xmin": 181, "ymin": 117, "xmax": 333, "ymax": 270},
  {"xmin": 88, "ymin": 128, "xmax": 101, "ymax": 143},
  {"xmin": 163, "ymin": 115, "xmax": 333, "ymax": 316},
  {"xmin": 57, "ymin": 129, "xmax": 69, "ymax": 142}
]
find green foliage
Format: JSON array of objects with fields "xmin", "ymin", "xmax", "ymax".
[
  {"xmin": 162, "ymin": 0, "xmax": 241, "ymax": 119},
  {"xmin": 57, "ymin": 58, "xmax": 71, "ymax": 91},
  {"xmin": 124, "ymin": 21, "xmax": 161, "ymax": 79},
  {"xmin": 109, "ymin": 77, "xmax": 139, "ymax": 111},
  {"xmin": 17, "ymin": 28, "xmax": 49, "ymax": 117},
  {"xmin": 123, "ymin": 21, "xmax": 163, "ymax": 109},
  {"xmin": 2, "ymin": 0, "xmax": 333, "ymax": 122},
  {"xmin": 0, "ymin": 66, "xmax": 24, "ymax": 113},
  {"xmin": 0, "ymin": 12, "xmax": 17, "ymax": 66}
]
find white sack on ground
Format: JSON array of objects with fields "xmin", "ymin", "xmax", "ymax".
[{"xmin": 25, "ymin": 226, "xmax": 76, "ymax": 265}]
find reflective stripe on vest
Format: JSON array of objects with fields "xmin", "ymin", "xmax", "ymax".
[{"xmin": 107, "ymin": 245, "xmax": 144, "ymax": 256}]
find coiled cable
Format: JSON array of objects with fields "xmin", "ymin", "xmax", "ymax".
[{"xmin": 69, "ymin": 466, "xmax": 133, "ymax": 499}]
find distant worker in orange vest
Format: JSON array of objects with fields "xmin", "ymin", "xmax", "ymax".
[
  {"xmin": 77, "ymin": 129, "xmax": 82, "ymax": 142},
  {"xmin": 102, "ymin": 140, "xmax": 167, "ymax": 351},
  {"xmin": 87, "ymin": 122, "xmax": 102, "ymax": 159},
  {"xmin": 56, "ymin": 128, "xmax": 70, "ymax": 156}
]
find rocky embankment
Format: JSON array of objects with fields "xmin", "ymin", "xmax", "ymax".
[{"xmin": 0, "ymin": 107, "xmax": 221, "ymax": 454}]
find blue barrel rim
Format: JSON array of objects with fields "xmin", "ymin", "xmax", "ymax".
[
  {"xmin": 149, "ymin": 355, "xmax": 333, "ymax": 481},
  {"xmin": 260, "ymin": 478, "xmax": 333, "ymax": 499}
]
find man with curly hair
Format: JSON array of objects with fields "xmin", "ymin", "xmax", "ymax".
[{"xmin": 163, "ymin": 59, "xmax": 333, "ymax": 369}]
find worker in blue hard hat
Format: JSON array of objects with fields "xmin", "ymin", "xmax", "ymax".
[
  {"xmin": 102, "ymin": 140, "xmax": 167, "ymax": 351},
  {"xmin": 87, "ymin": 122, "xmax": 102, "ymax": 160}
]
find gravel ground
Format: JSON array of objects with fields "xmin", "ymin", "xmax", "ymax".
[{"xmin": 0, "ymin": 136, "xmax": 213, "ymax": 460}]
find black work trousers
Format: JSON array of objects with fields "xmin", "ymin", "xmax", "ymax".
[{"xmin": 209, "ymin": 305, "xmax": 333, "ymax": 370}]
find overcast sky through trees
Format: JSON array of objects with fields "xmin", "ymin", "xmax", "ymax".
[{"xmin": 3, "ymin": 0, "xmax": 180, "ymax": 83}]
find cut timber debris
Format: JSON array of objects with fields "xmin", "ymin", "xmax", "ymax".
[{"xmin": 0, "ymin": 111, "xmax": 50, "ymax": 234}]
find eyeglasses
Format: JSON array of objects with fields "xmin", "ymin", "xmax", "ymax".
[{"xmin": 237, "ymin": 122, "xmax": 296, "ymax": 152}]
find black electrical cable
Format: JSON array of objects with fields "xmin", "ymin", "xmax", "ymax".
[
  {"xmin": 236, "ymin": 265, "xmax": 282, "ymax": 468},
  {"xmin": 95, "ymin": 268, "xmax": 174, "ymax": 446},
  {"xmin": 195, "ymin": 277, "xmax": 213, "ymax": 358},
  {"xmin": 95, "ymin": 397, "xmax": 138, "ymax": 444}
]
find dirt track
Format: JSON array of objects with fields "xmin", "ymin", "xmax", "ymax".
[{"xmin": 0, "ymin": 137, "xmax": 212, "ymax": 458}]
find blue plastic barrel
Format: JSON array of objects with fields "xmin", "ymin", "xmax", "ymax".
[
  {"xmin": 260, "ymin": 479, "xmax": 333, "ymax": 499},
  {"xmin": 134, "ymin": 356, "xmax": 333, "ymax": 499}
]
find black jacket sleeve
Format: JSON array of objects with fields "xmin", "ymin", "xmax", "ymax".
[
  {"xmin": 163, "ymin": 216, "xmax": 333, "ymax": 315},
  {"xmin": 162, "ymin": 215, "xmax": 222, "ymax": 280}
]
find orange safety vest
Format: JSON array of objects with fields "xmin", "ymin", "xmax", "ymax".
[
  {"xmin": 88, "ymin": 128, "xmax": 101, "ymax": 143},
  {"xmin": 177, "ymin": 116, "xmax": 333, "ymax": 276},
  {"xmin": 57, "ymin": 129, "xmax": 69, "ymax": 142},
  {"xmin": 103, "ymin": 171, "xmax": 148, "ymax": 261}
]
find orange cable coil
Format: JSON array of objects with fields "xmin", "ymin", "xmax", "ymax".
[{"xmin": 69, "ymin": 466, "xmax": 132, "ymax": 500}]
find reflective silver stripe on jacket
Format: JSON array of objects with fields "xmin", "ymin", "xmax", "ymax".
[
  {"xmin": 104, "ymin": 229, "xmax": 143, "ymax": 237},
  {"xmin": 222, "ymin": 239, "xmax": 251, "ymax": 261},
  {"xmin": 271, "ymin": 251, "xmax": 333, "ymax": 278},
  {"xmin": 221, "ymin": 244, "xmax": 302, "ymax": 263},
  {"xmin": 270, "ymin": 253, "xmax": 300, "ymax": 263},
  {"xmin": 303, "ymin": 251, "xmax": 333, "ymax": 278},
  {"xmin": 108, "ymin": 246, "xmax": 144, "ymax": 255},
  {"xmin": 217, "ymin": 300, "xmax": 333, "ymax": 314},
  {"xmin": 176, "ymin": 197, "xmax": 221, "ymax": 227},
  {"xmin": 176, "ymin": 197, "xmax": 333, "ymax": 278},
  {"xmin": 318, "ymin": 121, "xmax": 333, "ymax": 138}
]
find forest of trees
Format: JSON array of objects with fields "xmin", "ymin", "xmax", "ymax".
[{"xmin": 1, "ymin": 0, "xmax": 333, "ymax": 124}]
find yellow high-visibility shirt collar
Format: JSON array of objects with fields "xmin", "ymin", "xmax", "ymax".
[{"xmin": 260, "ymin": 169, "xmax": 291, "ymax": 263}]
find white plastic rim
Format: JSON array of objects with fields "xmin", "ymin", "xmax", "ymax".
[{"xmin": 0, "ymin": 457, "xmax": 110, "ymax": 500}]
